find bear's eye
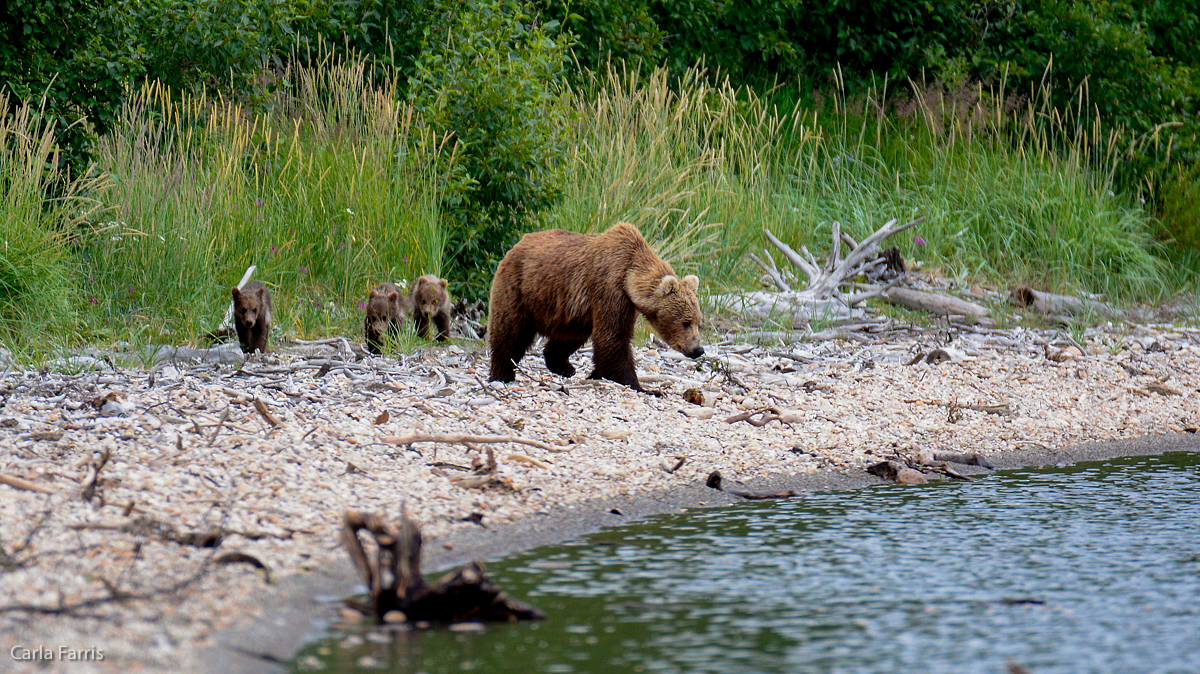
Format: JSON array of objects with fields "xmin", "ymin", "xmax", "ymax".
[{"xmin": 682, "ymin": 321, "xmax": 692, "ymax": 329}]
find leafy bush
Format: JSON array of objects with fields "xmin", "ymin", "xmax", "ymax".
[
  {"xmin": 409, "ymin": 0, "xmax": 575, "ymax": 298},
  {"xmin": 1159, "ymin": 161, "xmax": 1200, "ymax": 251},
  {"xmin": 535, "ymin": 0, "xmax": 665, "ymax": 73},
  {"xmin": 1, "ymin": 0, "xmax": 145, "ymax": 168}
]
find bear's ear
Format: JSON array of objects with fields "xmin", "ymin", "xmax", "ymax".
[
  {"xmin": 256, "ymin": 286, "xmax": 266, "ymax": 300},
  {"xmin": 438, "ymin": 278, "xmax": 448, "ymax": 288},
  {"xmin": 369, "ymin": 288, "xmax": 381, "ymax": 298},
  {"xmin": 682, "ymin": 275, "xmax": 699, "ymax": 293},
  {"xmin": 388, "ymin": 291, "xmax": 399, "ymax": 302},
  {"xmin": 415, "ymin": 277, "xmax": 427, "ymax": 288},
  {"xmin": 231, "ymin": 287, "xmax": 242, "ymax": 299},
  {"xmin": 655, "ymin": 275, "xmax": 680, "ymax": 297}
]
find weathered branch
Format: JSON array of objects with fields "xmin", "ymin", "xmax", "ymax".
[
  {"xmin": 341, "ymin": 511, "xmax": 544, "ymax": 622},
  {"xmin": 382, "ymin": 432, "xmax": 565, "ymax": 453},
  {"xmin": 0, "ymin": 473, "xmax": 56, "ymax": 495},
  {"xmin": 80, "ymin": 447, "xmax": 111, "ymax": 502}
]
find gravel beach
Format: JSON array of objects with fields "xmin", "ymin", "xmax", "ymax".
[{"xmin": 2, "ymin": 320, "xmax": 1198, "ymax": 673}]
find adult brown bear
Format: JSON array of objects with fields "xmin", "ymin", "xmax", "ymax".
[{"xmin": 487, "ymin": 223, "xmax": 704, "ymax": 391}]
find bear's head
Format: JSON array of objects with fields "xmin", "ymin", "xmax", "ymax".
[
  {"xmin": 232, "ymin": 285, "xmax": 268, "ymax": 328},
  {"xmin": 413, "ymin": 276, "xmax": 449, "ymax": 315},
  {"xmin": 366, "ymin": 286, "xmax": 402, "ymax": 334},
  {"xmin": 644, "ymin": 274, "xmax": 704, "ymax": 359}
]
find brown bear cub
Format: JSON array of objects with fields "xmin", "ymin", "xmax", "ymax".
[
  {"xmin": 231, "ymin": 281, "xmax": 273, "ymax": 354},
  {"xmin": 364, "ymin": 282, "xmax": 407, "ymax": 354},
  {"xmin": 487, "ymin": 223, "xmax": 704, "ymax": 391},
  {"xmin": 410, "ymin": 274, "xmax": 452, "ymax": 341}
]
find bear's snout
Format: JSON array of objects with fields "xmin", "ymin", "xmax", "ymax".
[{"xmin": 684, "ymin": 345, "xmax": 704, "ymax": 359}]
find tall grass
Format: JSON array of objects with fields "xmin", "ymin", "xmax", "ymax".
[
  {"xmin": 81, "ymin": 54, "xmax": 456, "ymax": 343},
  {"xmin": 0, "ymin": 94, "xmax": 106, "ymax": 354},
  {"xmin": 554, "ymin": 66, "xmax": 1169, "ymax": 303}
]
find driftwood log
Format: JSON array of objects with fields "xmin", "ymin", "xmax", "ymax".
[
  {"xmin": 340, "ymin": 511, "xmax": 544, "ymax": 623},
  {"xmin": 869, "ymin": 444, "xmax": 997, "ymax": 484},
  {"xmin": 704, "ymin": 470, "xmax": 799, "ymax": 499},
  {"xmin": 1008, "ymin": 285, "xmax": 1115, "ymax": 318},
  {"xmin": 881, "ymin": 287, "xmax": 988, "ymax": 317}
]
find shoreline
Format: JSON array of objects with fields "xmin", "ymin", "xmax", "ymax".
[
  {"xmin": 1, "ymin": 323, "xmax": 1198, "ymax": 673},
  {"xmin": 201, "ymin": 430, "xmax": 1200, "ymax": 674}
]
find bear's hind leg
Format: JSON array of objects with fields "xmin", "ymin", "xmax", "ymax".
[{"xmin": 544, "ymin": 338, "xmax": 585, "ymax": 378}]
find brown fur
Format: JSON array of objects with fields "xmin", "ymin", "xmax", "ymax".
[
  {"xmin": 487, "ymin": 223, "xmax": 704, "ymax": 390},
  {"xmin": 409, "ymin": 274, "xmax": 452, "ymax": 341},
  {"xmin": 231, "ymin": 281, "xmax": 273, "ymax": 354},
  {"xmin": 364, "ymin": 282, "xmax": 408, "ymax": 354}
]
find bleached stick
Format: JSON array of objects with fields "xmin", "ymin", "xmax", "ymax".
[
  {"xmin": 382, "ymin": 432, "xmax": 567, "ymax": 453},
  {"xmin": 219, "ymin": 265, "xmax": 257, "ymax": 330}
]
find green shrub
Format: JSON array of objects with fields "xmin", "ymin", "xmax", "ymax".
[
  {"xmin": 1, "ymin": 0, "xmax": 145, "ymax": 169},
  {"xmin": 1159, "ymin": 161, "xmax": 1200, "ymax": 250},
  {"xmin": 536, "ymin": 0, "xmax": 665, "ymax": 74},
  {"xmin": 409, "ymin": 0, "xmax": 576, "ymax": 298}
]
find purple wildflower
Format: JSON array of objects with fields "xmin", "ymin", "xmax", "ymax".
[
  {"xmin": 359, "ymin": 302, "xmax": 367, "ymax": 309},
  {"xmin": 88, "ymin": 297, "xmax": 98, "ymax": 304},
  {"xmin": 270, "ymin": 246, "xmax": 277, "ymax": 253},
  {"xmin": 300, "ymin": 266, "xmax": 308, "ymax": 273},
  {"xmin": 914, "ymin": 236, "xmax": 927, "ymax": 247}
]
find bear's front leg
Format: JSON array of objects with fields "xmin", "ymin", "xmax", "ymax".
[
  {"xmin": 235, "ymin": 322, "xmax": 251, "ymax": 354},
  {"xmin": 544, "ymin": 338, "xmax": 585, "ymax": 378},
  {"xmin": 250, "ymin": 324, "xmax": 269, "ymax": 354},
  {"xmin": 589, "ymin": 334, "xmax": 641, "ymax": 390},
  {"xmin": 414, "ymin": 313, "xmax": 430, "ymax": 340},
  {"xmin": 434, "ymin": 311, "xmax": 451, "ymax": 342}
]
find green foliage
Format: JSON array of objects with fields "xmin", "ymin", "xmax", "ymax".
[
  {"xmin": 0, "ymin": 0, "xmax": 146, "ymax": 167},
  {"xmin": 1158, "ymin": 160, "xmax": 1200, "ymax": 251},
  {"xmin": 0, "ymin": 95, "xmax": 107, "ymax": 350},
  {"xmin": 970, "ymin": 1, "xmax": 1199, "ymax": 174},
  {"xmin": 410, "ymin": 0, "xmax": 575, "ymax": 298},
  {"xmin": 131, "ymin": 0, "xmax": 437, "ymax": 92},
  {"xmin": 536, "ymin": 0, "xmax": 665, "ymax": 72},
  {"xmin": 648, "ymin": 0, "xmax": 976, "ymax": 86}
]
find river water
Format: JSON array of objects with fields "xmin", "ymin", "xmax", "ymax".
[{"xmin": 293, "ymin": 450, "xmax": 1200, "ymax": 673}]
